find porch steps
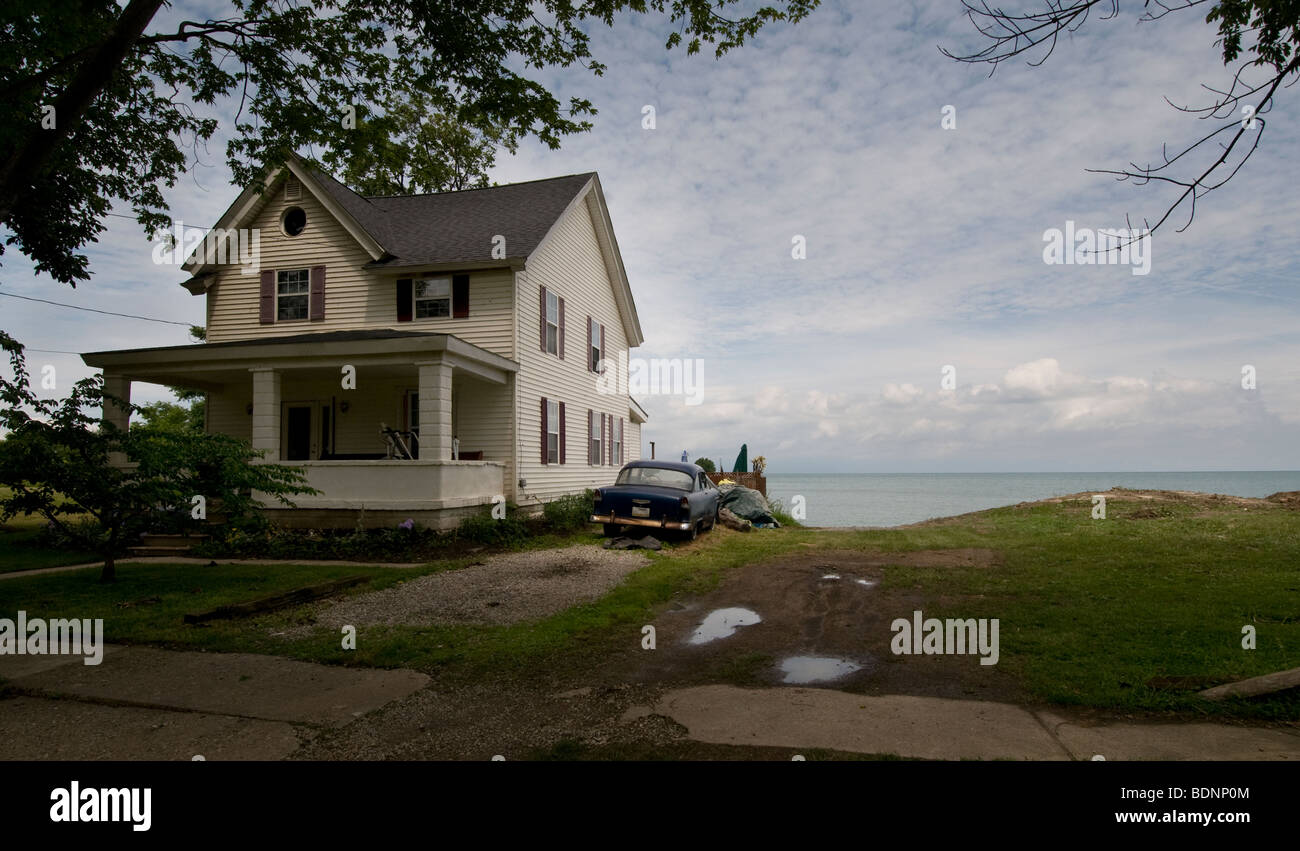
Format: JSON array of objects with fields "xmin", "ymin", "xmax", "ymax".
[{"xmin": 128, "ymin": 533, "xmax": 210, "ymax": 559}]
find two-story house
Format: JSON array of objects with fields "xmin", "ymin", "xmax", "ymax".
[{"xmin": 81, "ymin": 154, "xmax": 648, "ymax": 529}]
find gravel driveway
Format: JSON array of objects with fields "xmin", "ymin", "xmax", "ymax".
[{"xmin": 307, "ymin": 544, "xmax": 651, "ymax": 628}]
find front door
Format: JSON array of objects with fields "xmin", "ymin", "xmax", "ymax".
[{"xmin": 284, "ymin": 404, "xmax": 314, "ymax": 461}]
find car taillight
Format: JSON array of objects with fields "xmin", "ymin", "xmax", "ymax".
[
  {"xmin": 679, "ymin": 496, "xmax": 690, "ymax": 512},
  {"xmin": 593, "ymin": 489, "xmax": 603, "ymax": 503}
]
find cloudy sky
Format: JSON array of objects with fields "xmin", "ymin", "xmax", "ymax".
[{"xmin": 4, "ymin": 0, "xmax": 1298, "ymax": 473}]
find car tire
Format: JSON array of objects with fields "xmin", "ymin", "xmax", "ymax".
[
  {"xmin": 684, "ymin": 521, "xmax": 698, "ymax": 542},
  {"xmin": 603, "ymin": 524, "xmax": 621, "ymax": 538}
]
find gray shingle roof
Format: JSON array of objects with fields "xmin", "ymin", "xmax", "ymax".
[{"xmin": 306, "ymin": 167, "xmax": 595, "ymax": 268}]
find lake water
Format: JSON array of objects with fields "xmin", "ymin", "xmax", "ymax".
[{"xmin": 764, "ymin": 472, "xmax": 1300, "ymax": 527}]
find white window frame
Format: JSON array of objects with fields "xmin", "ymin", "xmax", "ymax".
[
  {"xmin": 545, "ymin": 291, "xmax": 559, "ymax": 355},
  {"xmin": 547, "ymin": 400, "xmax": 560, "ymax": 464},
  {"xmin": 589, "ymin": 318, "xmax": 603, "ymax": 372},
  {"xmin": 276, "ymin": 268, "xmax": 310, "ymax": 321},
  {"xmin": 414, "ymin": 277, "xmax": 451, "ymax": 319},
  {"xmin": 589, "ymin": 409, "xmax": 602, "ymax": 465}
]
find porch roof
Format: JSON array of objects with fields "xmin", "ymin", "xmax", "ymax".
[{"xmin": 81, "ymin": 329, "xmax": 518, "ymax": 391}]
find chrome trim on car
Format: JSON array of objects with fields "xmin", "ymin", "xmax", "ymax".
[{"xmin": 591, "ymin": 513, "xmax": 692, "ymax": 531}]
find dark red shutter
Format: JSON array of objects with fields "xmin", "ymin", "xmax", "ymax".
[
  {"xmin": 452, "ymin": 274, "xmax": 469, "ymax": 318},
  {"xmin": 397, "ymin": 279, "xmax": 413, "ymax": 322},
  {"xmin": 309, "ymin": 265, "xmax": 326, "ymax": 321},
  {"xmin": 598, "ymin": 323, "xmax": 606, "ymax": 373},
  {"xmin": 601, "ymin": 414, "xmax": 607, "ymax": 466},
  {"xmin": 620, "ymin": 417, "xmax": 625, "ymax": 463},
  {"xmin": 259, "ymin": 270, "xmax": 275, "ymax": 324},
  {"xmin": 559, "ymin": 402, "xmax": 566, "ymax": 464},
  {"xmin": 586, "ymin": 316, "xmax": 592, "ymax": 372},
  {"xmin": 539, "ymin": 286, "xmax": 547, "ymax": 352},
  {"xmin": 558, "ymin": 298, "xmax": 565, "ymax": 359},
  {"xmin": 540, "ymin": 397, "xmax": 548, "ymax": 465},
  {"xmin": 587, "ymin": 409, "xmax": 593, "ymax": 464}
]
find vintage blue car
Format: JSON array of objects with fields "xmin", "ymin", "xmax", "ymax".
[{"xmin": 591, "ymin": 460, "xmax": 721, "ymax": 540}]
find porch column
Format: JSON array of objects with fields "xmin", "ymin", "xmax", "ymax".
[
  {"xmin": 250, "ymin": 368, "xmax": 281, "ymax": 461},
  {"xmin": 102, "ymin": 373, "xmax": 131, "ymax": 467},
  {"xmin": 416, "ymin": 360, "xmax": 453, "ymax": 461}
]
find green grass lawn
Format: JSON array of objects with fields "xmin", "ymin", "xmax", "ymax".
[{"xmin": 1, "ymin": 495, "xmax": 1296, "ymax": 719}]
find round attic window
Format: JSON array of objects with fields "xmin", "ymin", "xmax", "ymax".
[{"xmin": 282, "ymin": 206, "xmax": 307, "ymax": 236}]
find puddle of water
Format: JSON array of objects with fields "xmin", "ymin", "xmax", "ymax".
[
  {"xmin": 779, "ymin": 656, "xmax": 863, "ymax": 684},
  {"xmin": 821, "ymin": 574, "xmax": 840, "ymax": 580},
  {"xmin": 855, "ymin": 579, "xmax": 878, "ymax": 588},
  {"xmin": 687, "ymin": 607, "xmax": 761, "ymax": 645}
]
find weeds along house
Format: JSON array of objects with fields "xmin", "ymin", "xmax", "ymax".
[{"xmin": 81, "ymin": 155, "xmax": 648, "ymax": 529}]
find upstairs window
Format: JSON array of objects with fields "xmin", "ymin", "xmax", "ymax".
[
  {"xmin": 281, "ymin": 206, "xmax": 306, "ymax": 236},
  {"xmin": 276, "ymin": 269, "xmax": 310, "ymax": 320},
  {"xmin": 545, "ymin": 291, "xmax": 560, "ymax": 355},
  {"xmin": 415, "ymin": 277, "xmax": 451, "ymax": 318},
  {"xmin": 589, "ymin": 318, "xmax": 604, "ymax": 372}
]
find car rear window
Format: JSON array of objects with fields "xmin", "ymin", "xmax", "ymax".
[{"xmin": 616, "ymin": 467, "xmax": 694, "ymax": 490}]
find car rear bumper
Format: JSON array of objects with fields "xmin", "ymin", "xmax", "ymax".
[{"xmin": 591, "ymin": 512, "xmax": 693, "ymax": 531}]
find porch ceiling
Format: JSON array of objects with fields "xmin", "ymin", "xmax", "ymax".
[{"xmin": 81, "ymin": 329, "xmax": 518, "ymax": 391}]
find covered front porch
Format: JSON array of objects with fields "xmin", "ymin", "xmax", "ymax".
[{"xmin": 82, "ymin": 330, "xmax": 518, "ymax": 528}]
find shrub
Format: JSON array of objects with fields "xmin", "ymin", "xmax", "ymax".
[
  {"xmin": 456, "ymin": 506, "xmax": 529, "ymax": 548},
  {"xmin": 543, "ymin": 489, "xmax": 595, "ymax": 534},
  {"xmin": 193, "ymin": 520, "xmax": 451, "ymax": 561},
  {"xmin": 767, "ymin": 496, "xmax": 802, "ymax": 528}
]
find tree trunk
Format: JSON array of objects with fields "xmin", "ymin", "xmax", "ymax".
[
  {"xmin": 100, "ymin": 521, "xmax": 118, "ymax": 583},
  {"xmin": 99, "ymin": 552, "xmax": 115, "ymax": 583}
]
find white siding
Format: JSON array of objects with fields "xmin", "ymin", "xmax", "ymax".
[
  {"xmin": 204, "ymin": 178, "xmax": 516, "ymax": 359},
  {"xmin": 626, "ymin": 419, "xmax": 643, "ymax": 462},
  {"xmin": 195, "ymin": 174, "xmax": 640, "ymax": 507},
  {"xmin": 207, "ymin": 388, "xmax": 252, "ymax": 442},
  {"xmin": 514, "ymin": 196, "xmax": 638, "ymax": 502}
]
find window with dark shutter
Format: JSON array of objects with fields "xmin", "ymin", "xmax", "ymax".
[
  {"xmin": 545, "ymin": 398, "xmax": 559, "ymax": 464},
  {"xmin": 397, "ymin": 279, "xmax": 413, "ymax": 322},
  {"xmin": 559, "ymin": 402, "xmax": 566, "ymax": 464},
  {"xmin": 259, "ymin": 270, "xmax": 275, "ymax": 324},
  {"xmin": 309, "ymin": 265, "xmax": 326, "ymax": 321},
  {"xmin": 543, "ymin": 291, "xmax": 559, "ymax": 355},
  {"xmin": 558, "ymin": 298, "xmax": 565, "ymax": 359},
  {"xmin": 541, "ymin": 397, "xmax": 549, "ymax": 465}
]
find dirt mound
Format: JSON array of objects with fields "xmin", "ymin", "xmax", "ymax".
[
  {"xmin": 1039, "ymin": 488, "xmax": 1267, "ymax": 508},
  {"xmin": 1266, "ymin": 491, "xmax": 1300, "ymax": 509}
]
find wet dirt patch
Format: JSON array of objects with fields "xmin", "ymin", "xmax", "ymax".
[
  {"xmin": 619, "ymin": 549, "xmax": 1023, "ymax": 702},
  {"xmin": 851, "ymin": 548, "xmax": 1002, "ymax": 569},
  {"xmin": 295, "ymin": 545, "xmax": 650, "ymax": 629}
]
